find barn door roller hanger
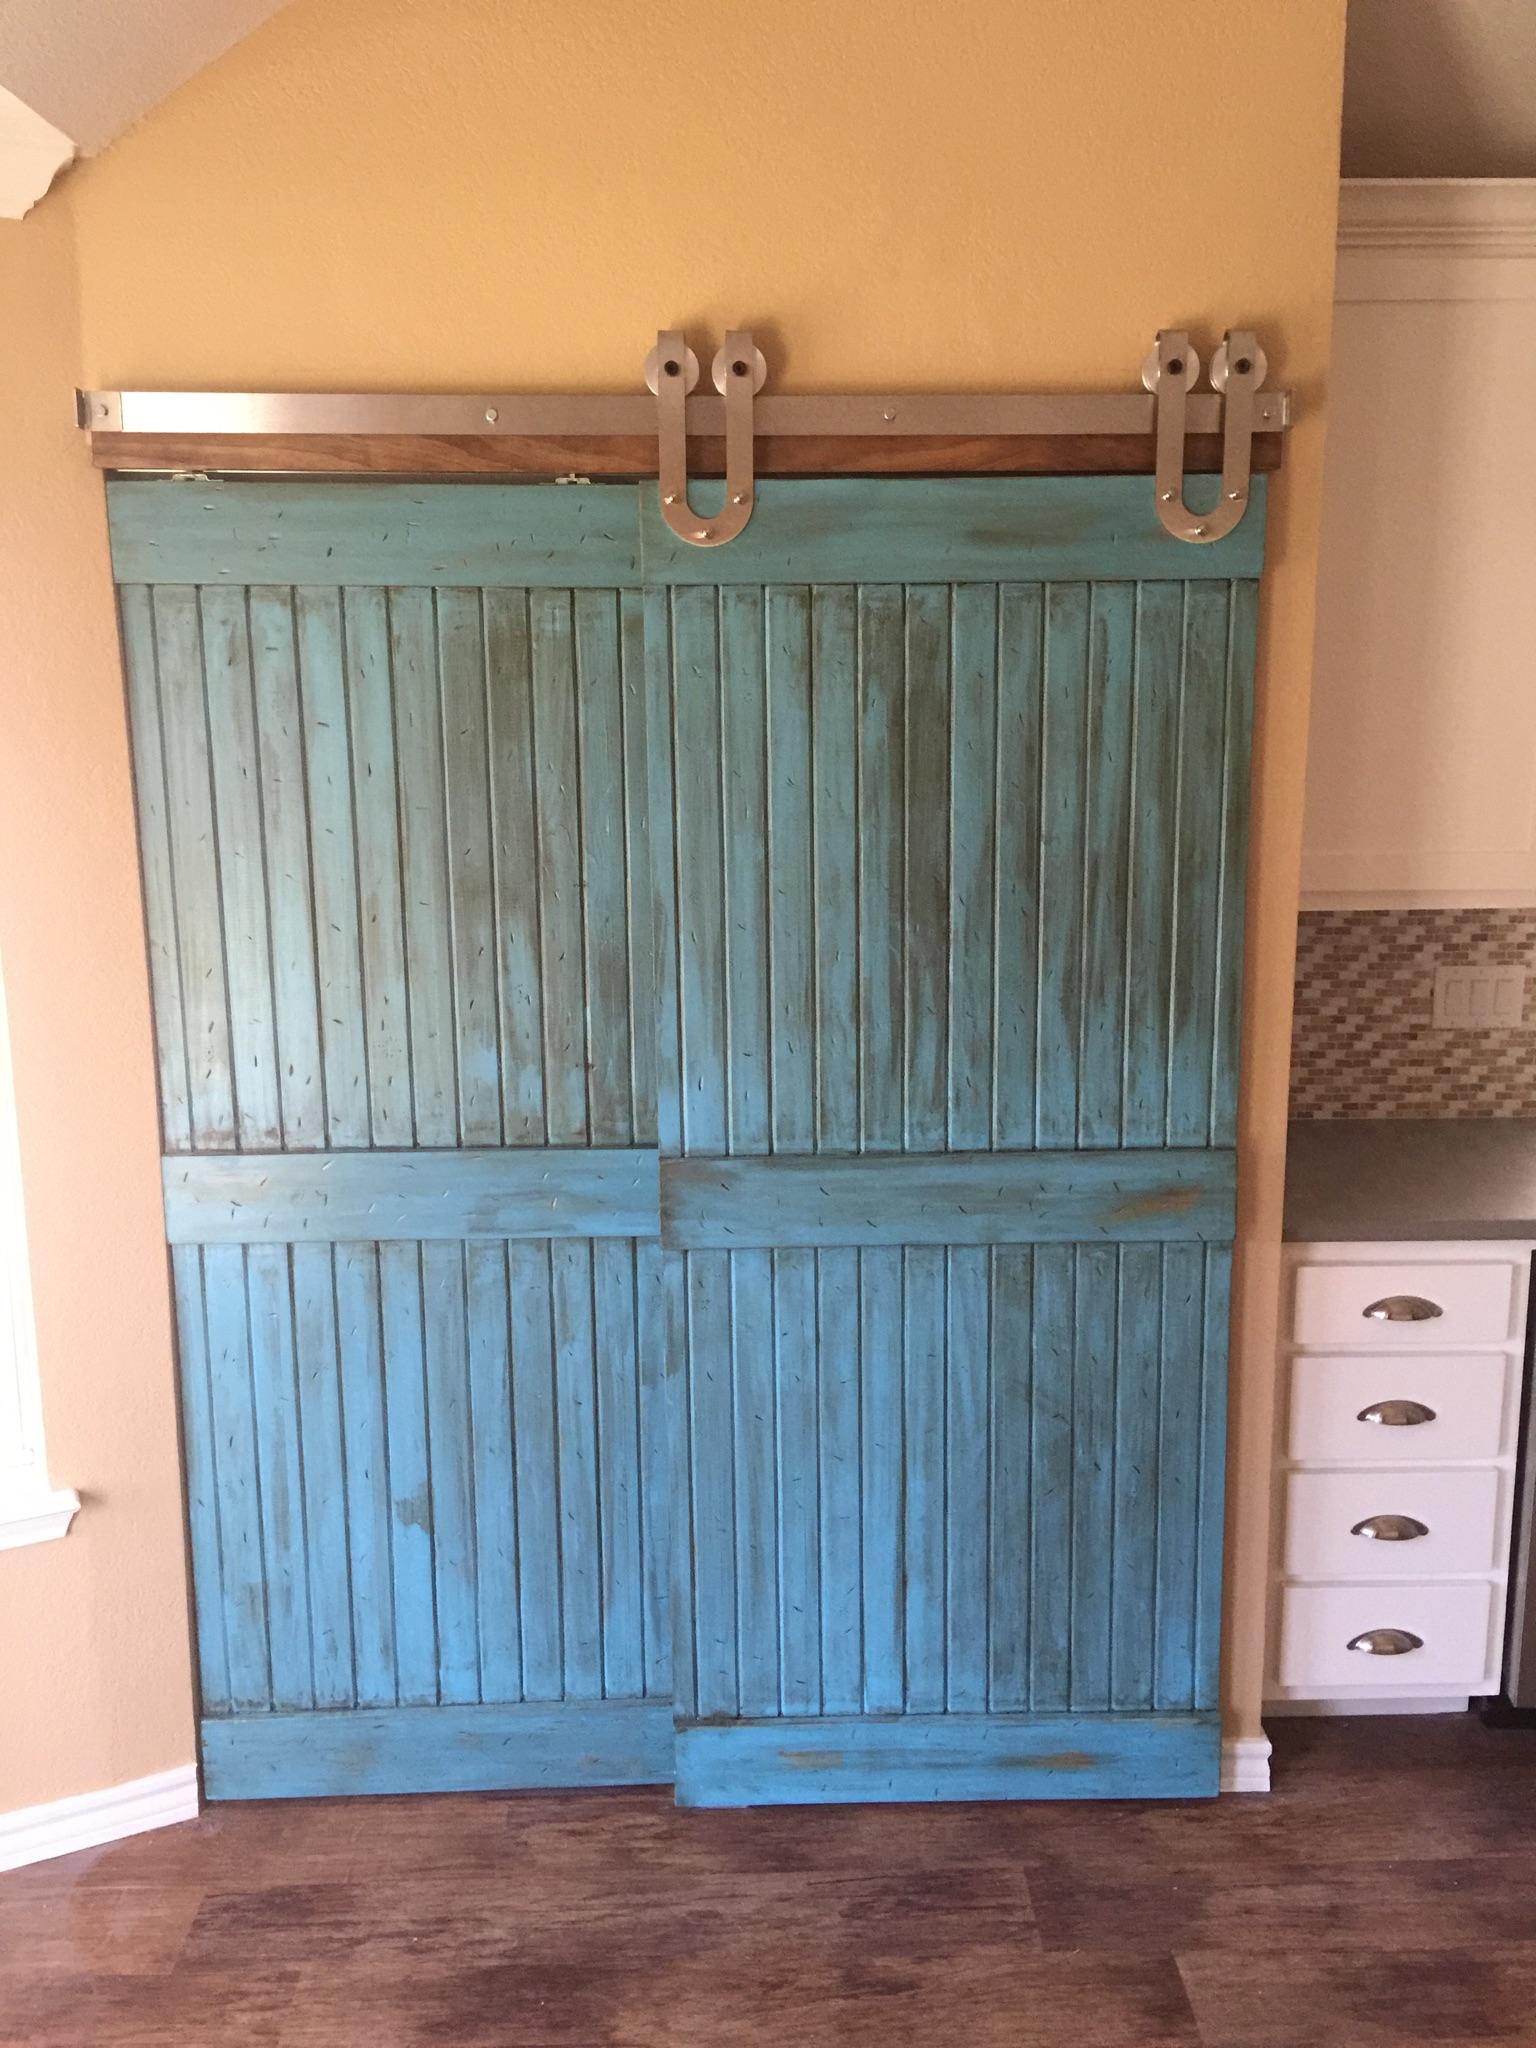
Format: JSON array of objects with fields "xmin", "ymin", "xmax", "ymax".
[
  {"xmin": 644, "ymin": 328, "xmax": 766, "ymax": 548},
  {"xmin": 1142, "ymin": 328, "xmax": 1269, "ymax": 544}
]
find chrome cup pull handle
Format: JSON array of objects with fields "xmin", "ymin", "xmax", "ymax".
[
  {"xmin": 1357, "ymin": 1399, "xmax": 1437, "ymax": 1427},
  {"xmin": 1347, "ymin": 1628, "xmax": 1423, "ymax": 1657},
  {"xmin": 1362, "ymin": 1294, "xmax": 1443, "ymax": 1323},
  {"xmin": 1351, "ymin": 1514, "xmax": 1430, "ymax": 1542}
]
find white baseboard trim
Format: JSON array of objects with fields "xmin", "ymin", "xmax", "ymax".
[
  {"xmin": 1264, "ymin": 1696, "xmax": 1470, "ymax": 1718},
  {"xmin": 0, "ymin": 1764, "xmax": 199, "ymax": 1873},
  {"xmin": 1220, "ymin": 1735, "xmax": 1272, "ymax": 1793}
]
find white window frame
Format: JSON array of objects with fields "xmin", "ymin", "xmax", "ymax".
[{"xmin": 0, "ymin": 963, "xmax": 77, "ymax": 1548}]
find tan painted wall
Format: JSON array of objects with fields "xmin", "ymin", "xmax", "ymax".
[
  {"xmin": 0, "ymin": 200, "xmax": 195, "ymax": 1810},
  {"xmin": 1, "ymin": 0, "xmax": 1344, "ymax": 1807}
]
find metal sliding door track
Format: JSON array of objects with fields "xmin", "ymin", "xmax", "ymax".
[{"xmin": 79, "ymin": 387, "xmax": 1291, "ymax": 439}]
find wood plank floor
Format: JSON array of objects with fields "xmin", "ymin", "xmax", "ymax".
[{"xmin": 3, "ymin": 1716, "xmax": 1536, "ymax": 2046}]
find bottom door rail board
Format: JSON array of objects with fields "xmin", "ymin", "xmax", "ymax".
[
  {"xmin": 673, "ymin": 1712, "xmax": 1221, "ymax": 1806},
  {"xmin": 200, "ymin": 1701, "xmax": 675, "ymax": 1800}
]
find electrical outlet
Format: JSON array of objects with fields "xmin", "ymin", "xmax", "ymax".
[{"xmin": 1432, "ymin": 964, "xmax": 1526, "ymax": 1030}]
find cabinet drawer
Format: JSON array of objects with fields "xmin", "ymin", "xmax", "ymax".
[
  {"xmin": 1276, "ymin": 1581, "xmax": 1495, "ymax": 1692},
  {"xmin": 1282, "ymin": 1468, "xmax": 1503, "ymax": 1579},
  {"xmin": 1289, "ymin": 1258, "xmax": 1521, "ymax": 1349},
  {"xmin": 1287, "ymin": 1352, "xmax": 1514, "ymax": 1465}
]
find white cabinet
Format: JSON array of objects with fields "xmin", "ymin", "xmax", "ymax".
[
  {"xmin": 1301, "ymin": 180, "xmax": 1536, "ymax": 910},
  {"xmin": 1268, "ymin": 1240, "xmax": 1531, "ymax": 1708}
]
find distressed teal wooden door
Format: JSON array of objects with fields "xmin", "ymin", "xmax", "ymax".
[
  {"xmin": 647, "ymin": 479, "xmax": 1262, "ymax": 1803},
  {"xmin": 111, "ymin": 483, "xmax": 672, "ymax": 1797},
  {"xmin": 115, "ymin": 471, "xmax": 1262, "ymax": 1806}
]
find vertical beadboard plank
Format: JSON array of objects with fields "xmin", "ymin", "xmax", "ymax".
[
  {"xmin": 775, "ymin": 1246, "xmax": 821, "ymax": 1713},
  {"xmin": 719, "ymin": 586, "xmax": 769, "ymax": 1155},
  {"xmin": 1195, "ymin": 1247, "xmax": 1233, "ymax": 1711},
  {"xmin": 812, "ymin": 587, "xmax": 859, "ymax": 1152},
  {"xmin": 858, "ymin": 1246, "xmax": 904, "ymax": 1712},
  {"xmin": 1155, "ymin": 1243, "xmax": 1203, "ymax": 1711},
  {"xmin": 992, "ymin": 586, "xmax": 1043, "ymax": 1148},
  {"xmin": 903, "ymin": 586, "xmax": 950, "ymax": 1152},
  {"xmin": 392, "ymin": 588, "xmax": 458, "ymax": 1148},
  {"xmin": 202, "ymin": 586, "xmax": 282, "ymax": 1151},
  {"xmin": 576, "ymin": 591, "xmax": 637, "ymax": 1147},
  {"xmin": 663, "ymin": 1249, "xmax": 695, "ymax": 1714},
  {"xmin": 1167, "ymin": 584, "xmax": 1232, "ymax": 1147},
  {"xmin": 646, "ymin": 587, "xmax": 683, "ymax": 1160},
  {"xmin": 947, "ymin": 584, "xmax": 997, "ymax": 1151},
  {"xmin": 1122, "ymin": 584, "xmax": 1183, "ymax": 1148},
  {"xmin": 422, "ymin": 1239, "xmax": 479, "ymax": 1704},
  {"xmin": 201, "ymin": 1244, "xmax": 272, "ymax": 1710},
  {"xmin": 856, "ymin": 588, "xmax": 905, "ymax": 1153},
  {"xmin": 508, "ymin": 1240, "xmax": 562, "ymax": 1701},
  {"xmin": 466, "ymin": 1241, "xmax": 521, "ymax": 1703},
  {"xmin": 531, "ymin": 591, "xmax": 590, "ymax": 1145},
  {"xmin": 1212, "ymin": 582, "xmax": 1260, "ymax": 1149},
  {"xmin": 620, "ymin": 591, "xmax": 658, "ymax": 1150},
  {"xmin": 440, "ymin": 588, "xmax": 503, "ymax": 1147},
  {"xmin": 291, "ymin": 1243, "xmax": 354, "ymax": 1709},
  {"xmin": 120, "ymin": 588, "xmax": 192, "ymax": 1151},
  {"xmin": 1028, "ymin": 1243, "xmax": 1074, "ymax": 1711},
  {"xmin": 378, "ymin": 1242, "xmax": 438, "ymax": 1705},
  {"xmin": 345, "ymin": 589, "xmax": 414, "ymax": 1147},
  {"xmin": 154, "ymin": 586, "xmax": 235, "ymax": 1150},
  {"xmin": 334, "ymin": 1242, "xmax": 396, "ymax": 1705},
  {"xmin": 249, "ymin": 588, "xmax": 326, "ymax": 1149},
  {"xmin": 1069, "ymin": 1244, "xmax": 1116, "ymax": 1712},
  {"xmin": 817, "ymin": 1247, "xmax": 862, "ymax": 1715},
  {"xmin": 731, "ymin": 1247, "xmax": 779, "ymax": 1717},
  {"xmin": 246, "ymin": 1244, "xmax": 313, "ymax": 1709},
  {"xmin": 171, "ymin": 1246, "xmax": 229, "ymax": 1711},
  {"xmin": 635, "ymin": 1240, "xmax": 672, "ymax": 1697},
  {"xmin": 1036, "ymin": 584, "xmax": 1089, "ymax": 1148},
  {"xmin": 670, "ymin": 586, "xmax": 727, "ymax": 1156},
  {"xmin": 987, "ymin": 1245, "xmax": 1032, "ymax": 1711},
  {"xmin": 1078, "ymin": 584, "xmax": 1135, "ymax": 1146},
  {"xmin": 766, "ymin": 587, "xmax": 814, "ymax": 1154},
  {"xmin": 1110, "ymin": 1244, "xmax": 1161, "ymax": 1711},
  {"xmin": 294, "ymin": 589, "xmax": 370, "ymax": 1151},
  {"xmin": 485, "ymin": 590, "xmax": 547, "ymax": 1145},
  {"xmin": 689, "ymin": 1249, "xmax": 738, "ymax": 1718},
  {"xmin": 903, "ymin": 1245, "xmax": 946, "ymax": 1714},
  {"xmin": 945, "ymin": 1245, "xmax": 990, "ymax": 1712},
  {"xmin": 594, "ymin": 1237, "xmax": 644, "ymax": 1699},
  {"xmin": 551, "ymin": 1239, "xmax": 602, "ymax": 1697}
]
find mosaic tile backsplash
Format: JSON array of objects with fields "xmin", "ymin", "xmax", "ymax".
[{"xmin": 1291, "ymin": 909, "xmax": 1536, "ymax": 1120}]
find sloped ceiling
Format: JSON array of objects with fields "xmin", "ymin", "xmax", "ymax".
[
  {"xmin": 1343, "ymin": 0, "xmax": 1536, "ymax": 178},
  {"xmin": 0, "ymin": 0, "xmax": 292, "ymax": 214}
]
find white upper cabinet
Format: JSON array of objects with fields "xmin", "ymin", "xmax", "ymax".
[{"xmin": 1302, "ymin": 180, "xmax": 1536, "ymax": 909}]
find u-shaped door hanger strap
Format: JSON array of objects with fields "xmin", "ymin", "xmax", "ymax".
[
  {"xmin": 646, "ymin": 328, "xmax": 765, "ymax": 548},
  {"xmin": 1146, "ymin": 327, "xmax": 1267, "ymax": 544}
]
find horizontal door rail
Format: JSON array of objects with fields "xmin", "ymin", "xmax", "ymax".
[
  {"xmin": 163, "ymin": 1148, "xmax": 660, "ymax": 1244},
  {"xmin": 81, "ymin": 388, "xmax": 1292, "ymax": 439},
  {"xmin": 79, "ymin": 387, "xmax": 1291, "ymax": 480},
  {"xmin": 661, "ymin": 1149, "xmax": 1237, "ymax": 1249}
]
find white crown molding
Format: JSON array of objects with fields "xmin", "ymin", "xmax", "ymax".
[
  {"xmin": 0, "ymin": 1764, "xmax": 198, "ymax": 1872},
  {"xmin": 0, "ymin": 81, "xmax": 73, "ymax": 218},
  {"xmin": 1339, "ymin": 178, "xmax": 1536, "ymax": 255},
  {"xmin": 1220, "ymin": 1734, "xmax": 1271, "ymax": 1794}
]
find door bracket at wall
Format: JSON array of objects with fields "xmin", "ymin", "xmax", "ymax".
[
  {"xmin": 644, "ymin": 328, "xmax": 764, "ymax": 547},
  {"xmin": 1143, "ymin": 328, "xmax": 1268, "ymax": 543}
]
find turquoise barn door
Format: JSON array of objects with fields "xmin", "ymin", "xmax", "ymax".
[
  {"xmin": 111, "ymin": 483, "xmax": 672, "ymax": 1797},
  {"xmin": 646, "ymin": 478, "xmax": 1262, "ymax": 1803}
]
